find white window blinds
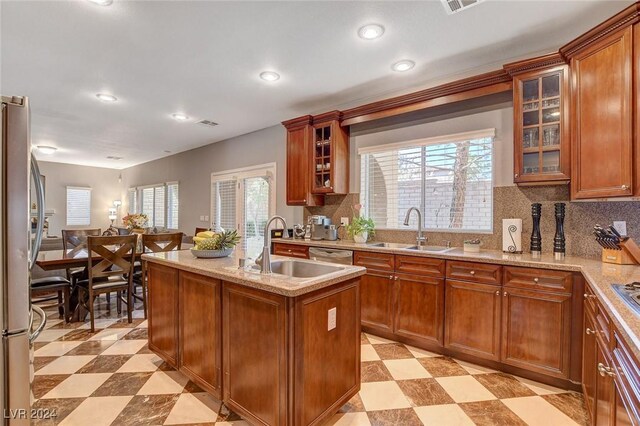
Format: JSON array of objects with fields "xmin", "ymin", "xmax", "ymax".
[
  {"xmin": 167, "ymin": 182, "xmax": 179, "ymax": 230},
  {"xmin": 359, "ymin": 129, "xmax": 494, "ymax": 232},
  {"xmin": 127, "ymin": 188, "xmax": 138, "ymax": 214},
  {"xmin": 211, "ymin": 179, "xmax": 237, "ymax": 232},
  {"xmin": 66, "ymin": 187, "xmax": 91, "ymax": 226}
]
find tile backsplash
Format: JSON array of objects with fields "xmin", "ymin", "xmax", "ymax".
[{"xmin": 304, "ymin": 186, "xmax": 640, "ymax": 259}]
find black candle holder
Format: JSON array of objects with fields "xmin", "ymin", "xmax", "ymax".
[
  {"xmin": 554, "ymin": 203, "xmax": 566, "ymax": 259},
  {"xmin": 530, "ymin": 203, "xmax": 542, "ymax": 257}
]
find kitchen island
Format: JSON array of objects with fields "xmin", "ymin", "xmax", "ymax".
[{"xmin": 142, "ymin": 249, "xmax": 366, "ymax": 426}]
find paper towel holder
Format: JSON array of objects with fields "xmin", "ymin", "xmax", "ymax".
[{"xmin": 503, "ymin": 218, "xmax": 523, "ymax": 254}]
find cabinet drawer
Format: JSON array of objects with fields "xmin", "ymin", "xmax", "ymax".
[
  {"xmin": 503, "ymin": 266, "xmax": 572, "ymax": 293},
  {"xmin": 612, "ymin": 329, "xmax": 640, "ymax": 423},
  {"xmin": 354, "ymin": 251, "xmax": 394, "ymax": 271},
  {"xmin": 446, "ymin": 261, "xmax": 502, "ymax": 285},
  {"xmin": 596, "ymin": 300, "xmax": 612, "ymax": 347},
  {"xmin": 583, "ymin": 284, "xmax": 597, "ymax": 315},
  {"xmin": 395, "ymin": 255, "xmax": 445, "ymax": 277},
  {"xmin": 273, "ymin": 243, "xmax": 309, "ymax": 259}
]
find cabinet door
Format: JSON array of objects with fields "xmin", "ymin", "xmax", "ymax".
[
  {"xmin": 513, "ymin": 66, "xmax": 570, "ymax": 184},
  {"xmin": 360, "ymin": 270, "xmax": 394, "ymax": 333},
  {"xmin": 179, "ymin": 272, "xmax": 222, "ymax": 397},
  {"xmin": 285, "ymin": 120, "xmax": 323, "ymax": 206},
  {"xmin": 394, "ymin": 273, "xmax": 444, "ymax": 346},
  {"xmin": 596, "ymin": 338, "xmax": 614, "ymax": 426},
  {"xmin": 613, "ymin": 383, "xmax": 636, "ymax": 426},
  {"xmin": 147, "ymin": 262, "xmax": 179, "ymax": 368},
  {"xmin": 571, "ymin": 26, "xmax": 634, "ymax": 199},
  {"xmin": 501, "ymin": 287, "xmax": 572, "ymax": 378},
  {"xmin": 583, "ymin": 310, "xmax": 598, "ymax": 422},
  {"xmin": 444, "ymin": 280, "xmax": 501, "ymax": 361}
]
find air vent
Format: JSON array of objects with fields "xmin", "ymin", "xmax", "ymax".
[
  {"xmin": 106, "ymin": 156, "xmax": 123, "ymax": 160},
  {"xmin": 197, "ymin": 119, "xmax": 219, "ymax": 128},
  {"xmin": 441, "ymin": 0, "xmax": 484, "ymax": 14}
]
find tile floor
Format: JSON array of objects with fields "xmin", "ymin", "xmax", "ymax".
[{"xmin": 31, "ymin": 298, "xmax": 589, "ymax": 425}]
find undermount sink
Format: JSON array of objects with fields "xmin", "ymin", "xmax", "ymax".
[
  {"xmin": 366, "ymin": 242, "xmax": 414, "ymax": 249},
  {"xmin": 405, "ymin": 245, "xmax": 455, "ymax": 252},
  {"xmin": 250, "ymin": 259, "xmax": 344, "ymax": 278}
]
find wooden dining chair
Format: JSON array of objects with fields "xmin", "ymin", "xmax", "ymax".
[
  {"xmin": 194, "ymin": 227, "xmax": 209, "ymax": 235},
  {"xmin": 77, "ymin": 235, "xmax": 137, "ymax": 332},
  {"xmin": 61, "ymin": 228, "xmax": 102, "ymax": 283},
  {"xmin": 134, "ymin": 232, "xmax": 184, "ymax": 318}
]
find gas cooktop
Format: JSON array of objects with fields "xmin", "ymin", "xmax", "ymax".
[{"xmin": 612, "ymin": 282, "xmax": 640, "ymax": 315}]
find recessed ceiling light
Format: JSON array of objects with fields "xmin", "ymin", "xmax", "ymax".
[
  {"xmin": 391, "ymin": 60, "xmax": 416, "ymax": 72},
  {"xmin": 37, "ymin": 146, "xmax": 57, "ymax": 155},
  {"xmin": 88, "ymin": 0, "xmax": 113, "ymax": 5},
  {"xmin": 96, "ymin": 93, "xmax": 117, "ymax": 102},
  {"xmin": 259, "ymin": 71, "xmax": 280, "ymax": 82},
  {"xmin": 171, "ymin": 113, "xmax": 189, "ymax": 121},
  {"xmin": 358, "ymin": 24, "xmax": 385, "ymax": 40}
]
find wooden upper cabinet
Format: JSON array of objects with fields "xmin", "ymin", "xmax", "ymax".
[
  {"xmin": 509, "ymin": 59, "xmax": 571, "ymax": 185},
  {"xmin": 568, "ymin": 26, "xmax": 634, "ymax": 199},
  {"xmin": 283, "ymin": 115, "xmax": 324, "ymax": 207},
  {"xmin": 311, "ymin": 111, "xmax": 349, "ymax": 195}
]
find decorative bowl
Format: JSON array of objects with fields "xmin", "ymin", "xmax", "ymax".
[{"xmin": 190, "ymin": 248, "xmax": 233, "ymax": 258}]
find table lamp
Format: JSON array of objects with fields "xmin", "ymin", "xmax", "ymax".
[{"xmin": 108, "ymin": 208, "xmax": 117, "ymax": 225}]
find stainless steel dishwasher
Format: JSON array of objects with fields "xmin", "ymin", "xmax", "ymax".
[{"xmin": 308, "ymin": 247, "xmax": 353, "ymax": 265}]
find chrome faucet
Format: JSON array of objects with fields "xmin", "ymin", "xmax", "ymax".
[
  {"xmin": 260, "ymin": 215, "xmax": 288, "ymax": 274},
  {"xmin": 403, "ymin": 207, "xmax": 427, "ymax": 247}
]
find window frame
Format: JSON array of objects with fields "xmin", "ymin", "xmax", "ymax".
[
  {"xmin": 66, "ymin": 186, "xmax": 92, "ymax": 226},
  {"xmin": 358, "ymin": 129, "xmax": 495, "ymax": 234},
  {"xmin": 127, "ymin": 182, "xmax": 179, "ymax": 230}
]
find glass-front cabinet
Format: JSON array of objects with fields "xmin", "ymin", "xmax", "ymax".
[
  {"xmin": 513, "ymin": 65, "xmax": 570, "ymax": 185},
  {"xmin": 311, "ymin": 112, "xmax": 349, "ymax": 194}
]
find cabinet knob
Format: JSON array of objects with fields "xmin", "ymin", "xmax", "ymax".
[
  {"xmin": 495, "ymin": 290, "xmax": 500, "ymax": 296},
  {"xmin": 287, "ymin": 250, "xmax": 292, "ymax": 253},
  {"xmin": 469, "ymin": 271, "xmax": 475, "ymax": 275},
  {"xmin": 585, "ymin": 328, "xmax": 596, "ymax": 335},
  {"xmin": 533, "ymin": 277, "xmax": 539, "ymax": 283},
  {"xmin": 621, "ymin": 184, "xmax": 629, "ymax": 190},
  {"xmin": 503, "ymin": 291, "xmax": 507, "ymax": 297},
  {"xmin": 514, "ymin": 173, "xmax": 519, "ymax": 178},
  {"xmin": 394, "ymin": 276, "xmax": 399, "ymax": 281},
  {"xmin": 584, "ymin": 293, "xmax": 596, "ymax": 300},
  {"xmin": 302, "ymin": 199, "xmax": 307, "ymax": 203},
  {"xmin": 389, "ymin": 275, "xmax": 393, "ymax": 280}
]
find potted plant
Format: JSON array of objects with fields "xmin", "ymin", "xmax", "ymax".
[{"xmin": 346, "ymin": 204, "xmax": 375, "ymax": 243}]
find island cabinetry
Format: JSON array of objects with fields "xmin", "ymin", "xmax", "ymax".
[
  {"xmin": 272, "ymin": 243, "xmax": 309, "ymax": 259},
  {"xmin": 147, "ymin": 262, "xmax": 179, "ymax": 368},
  {"xmin": 179, "ymin": 272, "xmax": 222, "ymax": 397},
  {"xmin": 222, "ymin": 278, "xmax": 361, "ymax": 426}
]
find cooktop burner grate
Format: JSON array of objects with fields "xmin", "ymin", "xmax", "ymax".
[{"xmin": 612, "ymin": 283, "xmax": 640, "ymax": 315}]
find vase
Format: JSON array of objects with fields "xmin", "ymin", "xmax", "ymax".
[{"xmin": 353, "ymin": 232, "xmax": 368, "ymax": 243}]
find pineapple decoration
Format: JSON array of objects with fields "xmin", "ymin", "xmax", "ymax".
[{"xmin": 192, "ymin": 229, "xmax": 241, "ymax": 258}]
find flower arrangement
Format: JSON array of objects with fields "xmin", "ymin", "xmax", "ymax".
[
  {"xmin": 122, "ymin": 213, "xmax": 149, "ymax": 230},
  {"xmin": 346, "ymin": 204, "xmax": 375, "ymax": 243}
]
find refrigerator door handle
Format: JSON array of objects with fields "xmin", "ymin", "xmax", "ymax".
[
  {"xmin": 29, "ymin": 154, "xmax": 45, "ymax": 270},
  {"xmin": 28, "ymin": 305, "xmax": 46, "ymax": 343}
]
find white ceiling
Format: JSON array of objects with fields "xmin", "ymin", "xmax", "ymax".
[{"xmin": 1, "ymin": 0, "xmax": 631, "ymax": 169}]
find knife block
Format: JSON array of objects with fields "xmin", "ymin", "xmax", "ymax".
[{"xmin": 601, "ymin": 238, "xmax": 640, "ymax": 265}]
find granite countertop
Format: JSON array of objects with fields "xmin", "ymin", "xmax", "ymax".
[
  {"xmin": 275, "ymin": 238, "xmax": 640, "ymax": 360},
  {"xmin": 142, "ymin": 249, "xmax": 366, "ymax": 297}
]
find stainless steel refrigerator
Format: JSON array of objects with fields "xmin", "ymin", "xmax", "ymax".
[{"xmin": 1, "ymin": 95, "xmax": 46, "ymax": 425}]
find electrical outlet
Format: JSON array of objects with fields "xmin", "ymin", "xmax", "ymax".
[
  {"xmin": 327, "ymin": 307, "xmax": 337, "ymax": 331},
  {"xmin": 613, "ymin": 221, "xmax": 627, "ymax": 236},
  {"xmin": 340, "ymin": 217, "xmax": 349, "ymax": 227},
  {"xmin": 199, "ymin": 215, "xmax": 204, "ymax": 221},
  {"xmin": 204, "ymin": 215, "xmax": 209, "ymax": 222}
]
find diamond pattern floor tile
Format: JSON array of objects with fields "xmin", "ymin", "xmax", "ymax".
[{"xmin": 31, "ymin": 303, "xmax": 586, "ymax": 425}]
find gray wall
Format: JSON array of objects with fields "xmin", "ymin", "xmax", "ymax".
[
  {"xmin": 120, "ymin": 125, "xmax": 303, "ymax": 235},
  {"xmin": 37, "ymin": 161, "xmax": 122, "ymax": 236}
]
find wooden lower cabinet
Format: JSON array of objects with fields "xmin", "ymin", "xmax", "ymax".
[
  {"xmin": 501, "ymin": 287, "xmax": 572, "ymax": 378},
  {"xmin": 444, "ymin": 279, "xmax": 501, "ymax": 361},
  {"xmin": 273, "ymin": 242, "xmax": 309, "ymax": 259},
  {"xmin": 595, "ymin": 337, "xmax": 614, "ymax": 426},
  {"xmin": 394, "ymin": 273, "xmax": 444, "ymax": 346},
  {"xmin": 222, "ymin": 279, "xmax": 361, "ymax": 426},
  {"xmin": 179, "ymin": 272, "xmax": 222, "ymax": 397},
  {"xmin": 583, "ymin": 310, "xmax": 598, "ymax": 422},
  {"xmin": 360, "ymin": 269, "xmax": 394, "ymax": 333},
  {"xmin": 147, "ymin": 262, "xmax": 179, "ymax": 368}
]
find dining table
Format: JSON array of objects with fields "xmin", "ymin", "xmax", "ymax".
[{"xmin": 35, "ymin": 244, "xmax": 192, "ymax": 321}]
